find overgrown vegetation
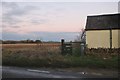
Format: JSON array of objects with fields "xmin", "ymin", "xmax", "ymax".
[{"xmin": 2, "ymin": 43, "xmax": 119, "ymax": 69}]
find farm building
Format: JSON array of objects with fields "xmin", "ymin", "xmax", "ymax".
[{"xmin": 85, "ymin": 13, "xmax": 120, "ymax": 48}]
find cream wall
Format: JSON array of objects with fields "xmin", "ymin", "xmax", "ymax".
[
  {"xmin": 86, "ymin": 30, "xmax": 119, "ymax": 48},
  {"xmin": 86, "ymin": 30, "xmax": 110, "ymax": 48},
  {"xmin": 112, "ymin": 30, "xmax": 120, "ymax": 48}
]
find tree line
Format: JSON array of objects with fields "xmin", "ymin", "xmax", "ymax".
[{"xmin": 1, "ymin": 39, "xmax": 42, "ymax": 44}]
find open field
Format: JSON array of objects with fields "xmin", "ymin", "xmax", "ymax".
[
  {"xmin": 2, "ymin": 43, "xmax": 61, "ymax": 56},
  {"xmin": 2, "ymin": 43, "xmax": 61, "ymax": 49},
  {"xmin": 2, "ymin": 43, "xmax": 119, "ymax": 69}
]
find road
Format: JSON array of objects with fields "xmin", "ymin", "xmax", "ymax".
[{"xmin": 1, "ymin": 66, "xmax": 118, "ymax": 78}]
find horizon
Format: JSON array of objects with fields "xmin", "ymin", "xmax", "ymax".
[{"xmin": 2, "ymin": 31, "xmax": 81, "ymax": 42}]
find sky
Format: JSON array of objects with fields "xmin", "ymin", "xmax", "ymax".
[{"xmin": 1, "ymin": 1, "xmax": 118, "ymax": 41}]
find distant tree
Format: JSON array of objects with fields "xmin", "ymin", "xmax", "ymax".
[
  {"xmin": 75, "ymin": 32, "xmax": 82, "ymax": 42},
  {"xmin": 25, "ymin": 39, "xmax": 34, "ymax": 43},
  {"xmin": 35, "ymin": 40, "xmax": 42, "ymax": 43},
  {"xmin": 74, "ymin": 28, "xmax": 86, "ymax": 43},
  {"xmin": 81, "ymin": 28, "xmax": 86, "ymax": 43},
  {"xmin": 0, "ymin": 40, "xmax": 2, "ymax": 44}
]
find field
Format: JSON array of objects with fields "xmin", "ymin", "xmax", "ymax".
[
  {"xmin": 2, "ymin": 43, "xmax": 119, "ymax": 69},
  {"xmin": 2, "ymin": 43, "xmax": 61, "ymax": 55}
]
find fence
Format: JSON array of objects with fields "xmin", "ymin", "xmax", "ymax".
[
  {"xmin": 61, "ymin": 39, "xmax": 85, "ymax": 56},
  {"xmin": 35, "ymin": 41, "xmax": 119, "ymax": 56},
  {"xmin": 61, "ymin": 39, "xmax": 72, "ymax": 55}
]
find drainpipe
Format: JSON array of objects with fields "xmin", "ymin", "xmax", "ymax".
[{"xmin": 110, "ymin": 26, "xmax": 112, "ymax": 49}]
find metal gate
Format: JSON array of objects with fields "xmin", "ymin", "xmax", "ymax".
[{"xmin": 61, "ymin": 39, "xmax": 72, "ymax": 55}]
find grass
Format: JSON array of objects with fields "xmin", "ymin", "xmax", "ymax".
[{"xmin": 2, "ymin": 43, "xmax": 119, "ymax": 69}]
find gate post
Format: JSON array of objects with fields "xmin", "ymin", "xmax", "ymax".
[
  {"xmin": 61, "ymin": 39, "xmax": 64, "ymax": 55},
  {"xmin": 80, "ymin": 42, "xmax": 85, "ymax": 56}
]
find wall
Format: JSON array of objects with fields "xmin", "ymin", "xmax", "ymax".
[
  {"xmin": 112, "ymin": 30, "xmax": 120, "ymax": 48},
  {"xmin": 86, "ymin": 30, "xmax": 119, "ymax": 48},
  {"xmin": 86, "ymin": 30, "xmax": 110, "ymax": 48}
]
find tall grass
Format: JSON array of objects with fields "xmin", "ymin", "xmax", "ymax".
[{"xmin": 2, "ymin": 43, "xmax": 118, "ymax": 69}]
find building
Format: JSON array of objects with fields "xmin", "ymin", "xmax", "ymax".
[{"xmin": 85, "ymin": 13, "xmax": 120, "ymax": 48}]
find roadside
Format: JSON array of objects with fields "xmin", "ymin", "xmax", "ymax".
[
  {"xmin": 53, "ymin": 67, "xmax": 118, "ymax": 78},
  {"xmin": 2, "ymin": 66, "xmax": 118, "ymax": 78},
  {"xmin": 31, "ymin": 67, "xmax": 118, "ymax": 78}
]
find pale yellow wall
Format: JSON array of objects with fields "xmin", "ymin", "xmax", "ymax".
[
  {"xmin": 86, "ymin": 30, "xmax": 110, "ymax": 48},
  {"xmin": 112, "ymin": 30, "xmax": 120, "ymax": 48},
  {"xmin": 86, "ymin": 30, "xmax": 119, "ymax": 48}
]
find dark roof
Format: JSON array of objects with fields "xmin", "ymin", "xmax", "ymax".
[{"xmin": 85, "ymin": 13, "xmax": 120, "ymax": 30}]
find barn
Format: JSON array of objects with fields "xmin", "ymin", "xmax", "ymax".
[{"xmin": 85, "ymin": 13, "xmax": 120, "ymax": 48}]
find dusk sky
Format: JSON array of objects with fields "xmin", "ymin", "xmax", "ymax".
[{"xmin": 1, "ymin": 1, "xmax": 118, "ymax": 41}]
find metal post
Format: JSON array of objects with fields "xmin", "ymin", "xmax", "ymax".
[{"xmin": 80, "ymin": 43, "xmax": 84, "ymax": 56}]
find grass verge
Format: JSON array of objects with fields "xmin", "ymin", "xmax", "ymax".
[{"xmin": 2, "ymin": 50, "xmax": 118, "ymax": 69}]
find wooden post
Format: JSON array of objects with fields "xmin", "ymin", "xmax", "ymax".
[
  {"xmin": 61, "ymin": 39, "xmax": 64, "ymax": 55},
  {"xmin": 70, "ymin": 41, "xmax": 72, "ymax": 55}
]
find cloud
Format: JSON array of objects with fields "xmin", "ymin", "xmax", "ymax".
[
  {"xmin": 30, "ymin": 19, "xmax": 49, "ymax": 25},
  {"xmin": 10, "ymin": 26, "xmax": 21, "ymax": 28},
  {"xmin": 2, "ymin": 2, "xmax": 37, "ymax": 16},
  {"xmin": 2, "ymin": 2, "xmax": 23, "ymax": 25},
  {"xmin": 2, "ymin": 2, "xmax": 67, "ymax": 31},
  {"xmin": 2, "ymin": 22, "xmax": 21, "ymax": 29},
  {"xmin": 2, "ymin": 2, "xmax": 38, "ymax": 26},
  {"xmin": 2, "ymin": 2, "xmax": 52, "ymax": 31}
]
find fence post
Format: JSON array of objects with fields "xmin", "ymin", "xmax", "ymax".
[
  {"xmin": 61, "ymin": 39, "xmax": 64, "ymax": 55},
  {"xmin": 70, "ymin": 41, "xmax": 72, "ymax": 55},
  {"xmin": 80, "ymin": 42, "xmax": 85, "ymax": 56}
]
